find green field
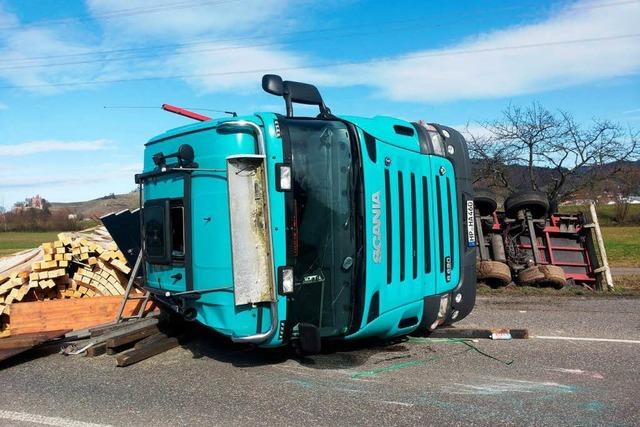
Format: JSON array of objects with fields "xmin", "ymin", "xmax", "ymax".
[
  {"xmin": 602, "ymin": 226, "xmax": 640, "ymax": 267},
  {"xmin": 0, "ymin": 225, "xmax": 638, "ymax": 267},
  {"xmin": 0, "ymin": 231, "xmax": 62, "ymax": 256}
]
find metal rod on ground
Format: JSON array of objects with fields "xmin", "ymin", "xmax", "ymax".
[
  {"xmin": 115, "ymin": 251, "xmax": 144, "ymax": 323},
  {"xmin": 589, "ymin": 203, "xmax": 614, "ymax": 291}
]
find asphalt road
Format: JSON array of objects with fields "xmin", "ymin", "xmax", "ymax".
[{"xmin": 1, "ymin": 295, "xmax": 639, "ymax": 427}]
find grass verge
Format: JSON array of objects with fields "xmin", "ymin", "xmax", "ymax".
[
  {"xmin": 602, "ymin": 227, "xmax": 640, "ymax": 267},
  {"xmin": 478, "ymin": 275, "xmax": 640, "ymax": 298},
  {"xmin": 560, "ymin": 204, "xmax": 640, "ymax": 226}
]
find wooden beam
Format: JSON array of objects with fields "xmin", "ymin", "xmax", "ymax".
[
  {"xmin": 116, "ymin": 337, "xmax": 178, "ymax": 367},
  {"xmin": 0, "ymin": 329, "xmax": 71, "ymax": 350},
  {"xmin": 5, "ymin": 297, "xmax": 156, "ymax": 336},
  {"xmin": 0, "ymin": 329, "xmax": 69, "ymax": 362},
  {"xmin": 106, "ymin": 324, "xmax": 159, "ymax": 349}
]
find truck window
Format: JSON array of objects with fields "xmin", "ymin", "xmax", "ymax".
[
  {"xmin": 144, "ymin": 202, "xmax": 168, "ymax": 263},
  {"xmin": 285, "ymin": 119, "xmax": 356, "ymax": 336},
  {"xmin": 170, "ymin": 202, "xmax": 185, "ymax": 258},
  {"xmin": 144, "ymin": 199, "xmax": 185, "ymax": 264}
]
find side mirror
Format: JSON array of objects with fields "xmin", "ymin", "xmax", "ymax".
[
  {"xmin": 261, "ymin": 74, "xmax": 331, "ymax": 118},
  {"xmin": 262, "ymin": 74, "xmax": 284, "ymax": 96},
  {"xmin": 177, "ymin": 144, "xmax": 195, "ymax": 165}
]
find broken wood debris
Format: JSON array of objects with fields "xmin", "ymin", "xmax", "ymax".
[
  {"xmin": 60, "ymin": 317, "xmax": 178, "ymax": 367},
  {"xmin": 116, "ymin": 336, "xmax": 178, "ymax": 367}
]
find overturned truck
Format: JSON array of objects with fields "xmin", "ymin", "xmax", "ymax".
[{"xmin": 104, "ymin": 75, "xmax": 478, "ymax": 353}]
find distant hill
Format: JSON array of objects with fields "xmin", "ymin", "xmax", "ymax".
[
  {"xmin": 471, "ymin": 160, "xmax": 640, "ymax": 203},
  {"xmin": 50, "ymin": 192, "xmax": 139, "ymax": 218}
]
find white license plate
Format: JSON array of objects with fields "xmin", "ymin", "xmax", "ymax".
[{"xmin": 466, "ymin": 200, "xmax": 476, "ymax": 247}]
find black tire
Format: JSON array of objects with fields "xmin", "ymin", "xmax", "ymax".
[
  {"xmin": 504, "ymin": 191, "xmax": 549, "ymax": 219},
  {"xmin": 518, "ymin": 265, "xmax": 566, "ymax": 288},
  {"xmin": 476, "ymin": 260, "xmax": 512, "ymax": 286},
  {"xmin": 539, "ymin": 265, "xmax": 567, "ymax": 289},
  {"xmin": 474, "ymin": 189, "xmax": 498, "ymax": 216}
]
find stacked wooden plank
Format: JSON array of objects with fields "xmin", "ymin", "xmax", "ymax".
[{"xmin": 0, "ymin": 227, "xmax": 133, "ymax": 337}]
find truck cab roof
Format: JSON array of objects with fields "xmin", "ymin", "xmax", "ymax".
[{"xmin": 147, "ymin": 113, "xmax": 422, "ymax": 154}]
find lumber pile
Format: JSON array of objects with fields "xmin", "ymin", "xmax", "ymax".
[{"xmin": 0, "ymin": 227, "xmax": 133, "ymax": 337}]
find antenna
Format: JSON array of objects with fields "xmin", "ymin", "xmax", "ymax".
[{"xmin": 162, "ymin": 104, "xmax": 211, "ymax": 121}]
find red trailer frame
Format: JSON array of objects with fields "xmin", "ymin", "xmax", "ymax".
[{"xmin": 483, "ymin": 211, "xmax": 598, "ymax": 285}]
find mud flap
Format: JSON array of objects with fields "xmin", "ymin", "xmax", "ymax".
[{"xmin": 296, "ymin": 323, "xmax": 321, "ymax": 355}]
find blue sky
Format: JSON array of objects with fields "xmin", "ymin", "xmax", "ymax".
[{"xmin": 0, "ymin": 0, "xmax": 639, "ymax": 208}]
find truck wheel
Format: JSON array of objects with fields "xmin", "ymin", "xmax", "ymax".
[
  {"xmin": 518, "ymin": 265, "xmax": 566, "ymax": 288},
  {"xmin": 518, "ymin": 266, "xmax": 545, "ymax": 285},
  {"xmin": 504, "ymin": 191, "xmax": 549, "ymax": 219},
  {"xmin": 539, "ymin": 265, "xmax": 567, "ymax": 289},
  {"xmin": 474, "ymin": 189, "xmax": 498, "ymax": 216},
  {"xmin": 476, "ymin": 260, "xmax": 511, "ymax": 286}
]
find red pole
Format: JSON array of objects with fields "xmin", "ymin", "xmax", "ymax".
[{"xmin": 162, "ymin": 104, "xmax": 211, "ymax": 122}]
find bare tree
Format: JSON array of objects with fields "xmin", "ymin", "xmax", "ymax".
[
  {"xmin": 467, "ymin": 102, "xmax": 639, "ymax": 207},
  {"xmin": 612, "ymin": 165, "xmax": 640, "ymax": 223}
]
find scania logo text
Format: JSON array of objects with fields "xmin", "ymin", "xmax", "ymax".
[{"xmin": 372, "ymin": 191, "xmax": 382, "ymax": 263}]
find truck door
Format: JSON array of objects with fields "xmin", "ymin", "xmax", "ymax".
[
  {"xmin": 143, "ymin": 174, "xmax": 188, "ymax": 294},
  {"xmin": 190, "ymin": 166, "xmax": 234, "ymax": 302}
]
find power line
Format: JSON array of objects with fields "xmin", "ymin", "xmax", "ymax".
[
  {"xmin": 0, "ymin": 23, "xmax": 456, "ymax": 71},
  {"xmin": 1, "ymin": 33, "xmax": 637, "ymax": 91},
  {"xmin": 0, "ymin": 0, "xmax": 244, "ymax": 32},
  {"xmin": 2, "ymin": 0, "xmax": 637, "ymax": 65}
]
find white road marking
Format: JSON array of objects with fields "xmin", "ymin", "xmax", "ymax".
[
  {"xmin": 548, "ymin": 368, "xmax": 604, "ymax": 379},
  {"xmin": 381, "ymin": 401, "xmax": 414, "ymax": 407},
  {"xmin": 534, "ymin": 335, "xmax": 640, "ymax": 344},
  {"xmin": 443, "ymin": 379, "xmax": 575, "ymax": 396},
  {"xmin": 0, "ymin": 410, "xmax": 111, "ymax": 427}
]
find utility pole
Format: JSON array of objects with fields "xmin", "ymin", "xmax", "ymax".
[{"xmin": 1, "ymin": 195, "xmax": 6, "ymax": 232}]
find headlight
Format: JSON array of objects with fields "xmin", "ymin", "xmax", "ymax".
[
  {"xmin": 431, "ymin": 133, "xmax": 445, "ymax": 155},
  {"xmin": 279, "ymin": 267, "xmax": 294, "ymax": 294},
  {"xmin": 276, "ymin": 163, "xmax": 292, "ymax": 191}
]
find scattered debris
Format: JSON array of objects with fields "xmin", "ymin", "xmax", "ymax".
[
  {"xmin": 60, "ymin": 317, "xmax": 178, "ymax": 367},
  {"xmin": 428, "ymin": 327, "xmax": 529, "ymax": 340}
]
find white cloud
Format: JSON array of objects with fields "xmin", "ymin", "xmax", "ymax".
[
  {"xmin": 0, "ymin": 3, "xmax": 18, "ymax": 30},
  {"xmin": 86, "ymin": 0, "xmax": 292, "ymax": 40},
  {"xmin": 160, "ymin": 0, "xmax": 640, "ymax": 102},
  {"xmin": 0, "ymin": 0, "xmax": 638, "ymax": 103},
  {"xmin": 328, "ymin": 0, "xmax": 640, "ymax": 102},
  {"xmin": 454, "ymin": 124, "xmax": 495, "ymax": 141},
  {"xmin": 167, "ymin": 42, "xmax": 330, "ymax": 93},
  {"xmin": 0, "ymin": 6, "xmax": 103, "ymax": 94},
  {"xmin": 0, "ymin": 139, "xmax": 111, "ymax": 156}
]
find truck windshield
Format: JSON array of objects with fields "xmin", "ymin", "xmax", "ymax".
[{"xmin": 286, "ymin": 119, "xmax": 356, "ymax": 337}]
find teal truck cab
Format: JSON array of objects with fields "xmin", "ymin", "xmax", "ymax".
[{"xmin": 133, "ymin": 75, "xmax": 476, "ymax": 352}]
